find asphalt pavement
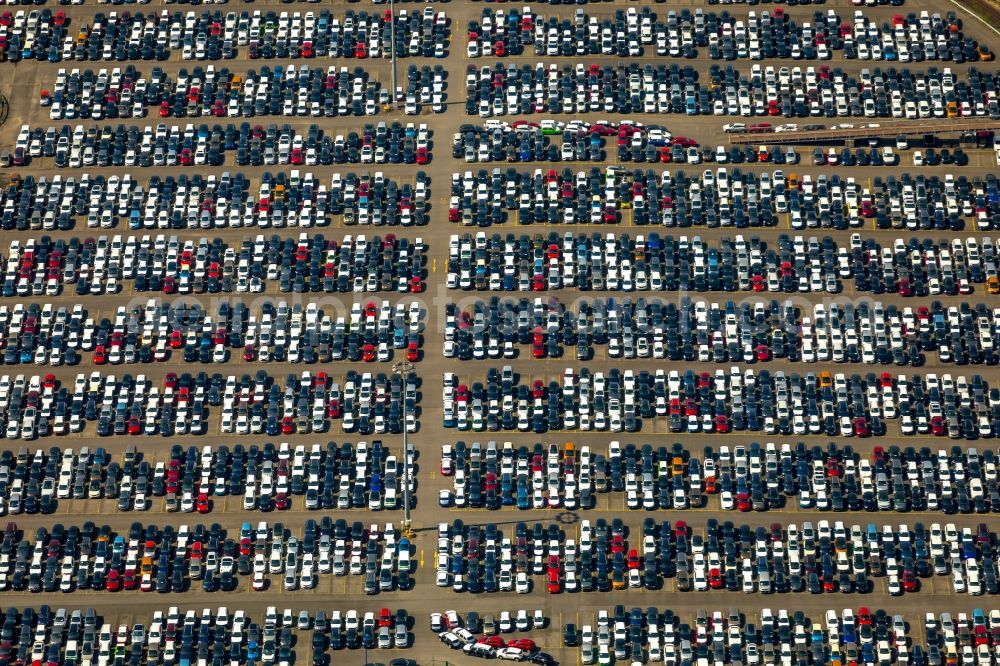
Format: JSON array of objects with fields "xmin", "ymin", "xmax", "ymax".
[{"xmin": 2, "ymin": 0, "xmax": 1000, "ymax": 664}]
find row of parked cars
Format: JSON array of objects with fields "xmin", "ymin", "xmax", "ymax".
[
  {"xmin": 44, "ymin": 63, "xmax": 447, "ymax": 120},
  {"xmin": 441, "ymin": 440, "xmax": 1000, "ymax": 515},
  {"xmin": 571, "ymin": 607, "xmax": 995, "ymax": 666},
  {"xmin": 468, "ymin": 7, "xmax": 988, "ymax": 63},
  {"xmin": 0, "ymin": 298, "xmax": 425, "ymax": 367},
  {"xmin": 464, "ymin": 62, "xmax": 1000, "ymax": 118},
  {"xmin": 434, "ymin": 607, "xmax": 555, "ymax": 664},
  {"xmin": 444, "ymin": 296, "xmax": 1000, "ymax": 366},
  {"xmin": 12, "ymin": 116, "xmax": 435, "ymax": 169},
  {"xmin": 2, "ymin": 7, "xmax": 446, "ymax": 63},
  {"xmin": 475, "ymin": 0, "xmax": 834, "ymax": 5},
  {"xmin": 0, "ymin": 519, "xmax": 415, "ymax": 594},
  {"xmin": 447, "ymin": 167, "xmax": 1000, "ymax": 231},
  {"xmin": 446, "ymin": 232, "xmax": 1000, "ymax": 296},
  {"xmin": 434, "ymin": 515, "xmax": 1000, "ymax": 596},
  {"xmin": 0, "ymin": 440, "xmax": 416, "ymax": 515},
  {"xmin": 0, "ymin": 368, "xmax": 419, "ymax": 441},
  {"xmin": 454, "ymin": 119, "xmax": 707, "ymax": 165},
  {"xmin": 813, "ymin": 143, "xmax": 942, "ymax": 168},
  {"xmin": 453, "ymin": 121, "xmax": 824, "ymax": 166},
  {"xmin": 4, "ymin": 168, "xmax": 431, "ymax": 231},
  {"xmin": 447, "ymin": 232, "xmax": 997, "ymax": 297},
  {"xmin": 431, "ymin": 609, "xmax": 547, "ymax": 638},
  {"xmin": 442, "ymin": 366, "xmax": 1000, "ymax": 438},
  {"xmin": 216, "ymin": 369, "xmax": 419, "ymax": 437},
  {"xmin": 0, "ymin": 606, "xmax": 414, "ymax": 666},
  {"xmin": 1, "ymin": 233, "xmax": 426, "ymax": 297}
]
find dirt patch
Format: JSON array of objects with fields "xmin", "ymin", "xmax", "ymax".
[{"xmin": 963, "ymin": 0, "xmax": 1000, "ymax": 39}]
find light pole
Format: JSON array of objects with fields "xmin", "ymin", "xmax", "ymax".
[
  {"xmin": 388, "ymin": 0, "xmax": 397, "ymax": 110},
  {"xmin": 392, "ymin": 361, "xmax": 414, "ymax": 538}
]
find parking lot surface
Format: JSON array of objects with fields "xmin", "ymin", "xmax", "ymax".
[{"xmin": 1, "ymin": 0, "xmax": 1000, "ymax": 664}]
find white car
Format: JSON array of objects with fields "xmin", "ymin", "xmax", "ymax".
[{"xmin": 497, "ymin": 648, "xmax": 527, "ymax": 661}]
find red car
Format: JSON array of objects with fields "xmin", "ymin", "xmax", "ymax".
[
  {"xmin": 196, "ymin": 494, "xmax": 210, "ymax": 514},
  {"xmin": 858, "ymin": 608, "xmax": 872, "ymax": 625},
  {"xmin": 275, "ymin": 493, "xmax": 289, "ymax": 510},
  {"xmin": 737, "ymin": 493, "xmax": 751, "ymax": 512},
  {"xmin": 378, "ymin": 608, "xmax": 392, "ymax": 627},
  {"xmin": 547, "ymin": 571, "xmax": 560, "ymax": 594},
  {"xmin": 709, "ymin": 569, "xmax": 723, "ymax": 589},
  {"xmin": 480, "ymin": 636, "xmax": 505, "ymax": 648},
  {"xmin": 281, "ymin": 416, "xmax": 295, "ymax": 434},
  {"xmin": 532, "ymin": 334, "xmax": 545, "ymax": 358},
  {"xmin": 406, "ymin": 342, "xmax": 419, "ymax": 362},
  {"xmin": 508, "ymin": 639, "xmax": 536, "ymax": 652},
  {"xmin": 106, "ymin": 569, "xmax": 121, "ymax": 591},
  {"xmin": 853, "ymin": 417, "xmax": 870, "ymax": 437},
  {"xmin": 714, "ymin": 415, "xmax": 730, "ymax": 433},
  {"xmin": 410, "ymin": 276, "xmax": 423, "ymax": 293}
]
